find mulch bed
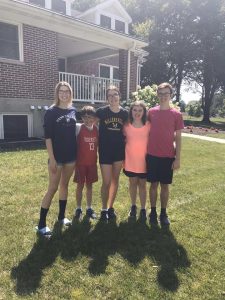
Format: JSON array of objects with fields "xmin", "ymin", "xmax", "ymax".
[{"xmin": 183, "ymin": 126, "xmax": 225, "ymax": 135}]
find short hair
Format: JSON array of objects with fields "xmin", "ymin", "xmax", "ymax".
[
  {"xmin": 129, "ymin": 100, "xmax": 147, "ymax": 125},
  {"xmin": 106, "ymin": 85, "xmax": 121, "ymax": 99},
  {"xmin": 157, "ymin": 82, "xmax": 173, "ymax": 94},
  {"xmin": 54, "ymin": 81, "xmax": 73, "ymax": 106},
  {"xmin": 80, "ymin": 105, "xmax": 96, "ymax": 117}
]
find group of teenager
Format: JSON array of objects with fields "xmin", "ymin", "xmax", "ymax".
[{"xmin": 36, "ymin": 81, "xmax": 184, "ymax": 237}]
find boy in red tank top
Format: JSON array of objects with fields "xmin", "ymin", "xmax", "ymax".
[{"xmin": 74, "ymin": 106, "xmax": 98, "ymax": 220}]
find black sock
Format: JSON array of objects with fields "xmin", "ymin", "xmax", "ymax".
[
  {"xmin": 161, "ymin": 208, "xmax": 166, "ymax": 216},
  {"xmin": 38, "ymin": 207, "xmax": 49, "ymax": 229},
  {"xmin": 58, "ymin": 200, "xmax": 67, "ymax": 220},
  {"xmin": 151, "ymin": 207, "xmax": 157, "ymax": 214}
]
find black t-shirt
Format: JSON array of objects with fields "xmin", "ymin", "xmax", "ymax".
[
  {"xmin": 96, "ymin": 105, "xmax": 128, "ymax": 148},
  {"xmin": 43, "ymin": 105, "xmax": 76, "ymax": 163}
]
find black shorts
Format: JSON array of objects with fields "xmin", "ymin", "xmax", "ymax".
[
  {"xmin": 123, "ymin": 169, "xmax": 147, "ymax": 179},
  {"xmin": 99, "ymin": 143, "xmax": 125, "ymax": 164},
  {"xmin": 146, "ymin": 154, "xmax": 175, "ymax": 184}
]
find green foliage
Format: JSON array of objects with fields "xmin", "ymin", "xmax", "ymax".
[{"xmin": 186, "ymin": 101, "xmax": 203, "ymax": 117}]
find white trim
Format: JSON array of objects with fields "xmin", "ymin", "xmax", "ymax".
[
  {"xmin": 99, "ymin": 63, "xmax": 119, "ymax": 80},
  {"xmin": 0, "ymin": 113, "xmax": 33, "ymax": 139},
  {"xmin": 0, "ymin": 19, "xmax": 24, "ymax": 62},
  {"xmin": 127, "ymin": 50, "xmax": 131, "ymax": 100}
]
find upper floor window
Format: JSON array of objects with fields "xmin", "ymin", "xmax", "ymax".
[
  {"xmin": 115, "ymin": 19, "xmax": 125, "ymax": 33},
  {"xmin": 29, "ymin": 0, "xmax": 45, "ymax": 7},
  {"xmin": 0, "ymin": 22, "xmax": 20, "ymax": 60},
  {"xmin": 52, "ymin": 0, "xmax": 66, "ymax": 14},
  {"xmin": 100, "ymin": 15, "xmax": 111, "ymax": 29}
]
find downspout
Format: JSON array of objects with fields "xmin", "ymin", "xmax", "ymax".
[{"xmin": 126, "ymin": 42, "xmax": 136, "ymax": 101}]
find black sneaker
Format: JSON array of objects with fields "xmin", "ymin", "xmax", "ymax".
[
  {"xmin": 74, "ymin": 208, "xmax": 82, "ymax": 220},
  {"xmin": 160, "ymin": 214, "xmax": 170, "ymax": 226},
  {"xmin": 139, "ymin": 209, "xmax": 147, "ymax": 221},
  {"xmin": 149, "ymin": 212, "xmax": 158, "ymax": 225},
  {"xmin": 100, "ymin": 210, "xmax": 109, "ymax": 221},
  {"xmin": 108, "ymin": 207, "xmax": 117, "ymax": 219},
  {"xmin": 86, "ymin": 208, "xmax": 97, "ymax": 219},
  {"xmin": 129, "ymin": 205, "xmax": 137, "ymax": 218}
]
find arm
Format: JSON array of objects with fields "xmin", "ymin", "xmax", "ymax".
[
  {"xmin": 172, "ymin": 129, "xmax": 182, "ymax": 170},
  {"xmin": 45, "ymin": 138, "xmax": 57, "ymax": 173}
]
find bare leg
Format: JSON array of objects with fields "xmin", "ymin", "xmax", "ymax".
[
  {"xmin": 100, "ymin": 164, "xmax": 112, "ymax": 209},
  {"xmin": 149, "ymin": 182, "xmax": 159, "ymax": 208},
  {"xmin": 41, "ymin": 165, "xmax": 62, "ymax": 209},
  {"xmin": 59, "ymin": 162, "xmax": 75, "ymax": 200},
  {"xmin": 76, "ymin": 183, "xmax": 84, "ymax": 207},
  {"xmin": 138, "ymin": 178, "xmax": 146, "ymax": 209},
  {"xmin": 129, "ymin": 177, "xmax": 138, "ymax": 206},
  {"xmin": 160, "ymin": 183, "xmax": 169, "ymax": 209},
  {"xmin": 86, "ymin": 183, "xmax": 93, "ymax": 207},
  {"xmin": 108, "ymin": 161, "xmax": 123, "ymax": 208}
]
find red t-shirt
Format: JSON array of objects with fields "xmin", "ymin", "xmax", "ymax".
[
  {"xmin": 76, "ymin": 124, "xmax": 98, "ymax": 165},
  {"xmin": 147, "ymin": 106, "xmax": 184, "ymax": 158}
]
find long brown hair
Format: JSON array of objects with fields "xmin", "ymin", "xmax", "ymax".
[{"xmin": 129, "ymin": 100, "xmax": 147, "ymax": 124}]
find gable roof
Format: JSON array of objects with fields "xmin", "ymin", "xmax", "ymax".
[{"xmin": 77, "ymin": 0, "xmax": 132, "ymax": 23}]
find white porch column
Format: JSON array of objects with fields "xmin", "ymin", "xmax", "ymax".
[{"xmin": 126, "ymin": 49, "xmax": 131, "ymax": 100}]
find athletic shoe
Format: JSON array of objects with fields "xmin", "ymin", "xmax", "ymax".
[
  {"xmin": 59, "ymin": 217, "xmax": 72, "ymax": 226},
  {"xmin": 108, "ymin": 207, "xmax": 117, "ymax": 219},
  {"xmin": 74, "ymin": 208, "xmax": 82, "ymax": 220},
  {"xmin": 35, "ymin": 226, "xmax": 52, "ymax": 238},
  {"xmin": 160, "ymin": 214, "xmax": 170, "ymax": 226},
  {"xmin": 86, "ymin": 208, "xmax": 97, "ymax": 219},
  {"xmin": 100, "ymin": 210, "xmax": 109, "ymax": 221},
  {"xmin": 139, "ymin": 208, "xmax": 147, "ymax": 221},
  {"xmin": 149, "ymin": 212, "xmax": 158, "ymax": 225},
  {"xmin": 129, "ymin": 205, "xmax": 137, "ymax": 218}
]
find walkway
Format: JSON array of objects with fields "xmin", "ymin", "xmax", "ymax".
[{"xmin": 182, "ymin": 133, "xmax": 225, "ymax": 144}]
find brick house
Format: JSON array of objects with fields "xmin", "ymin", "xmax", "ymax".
[{"xmin": 0, "ymin": 0, "xmax": 148, "ymax": 139}]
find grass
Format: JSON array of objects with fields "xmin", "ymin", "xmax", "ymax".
[
  {"xmin": 1, "ymin": 138, "xmax": 225, "ymax": 299},
  {"xmin": 183, "ymin": 115, "xmax": 225, "ymax": 130}
]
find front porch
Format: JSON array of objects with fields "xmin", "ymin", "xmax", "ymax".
[{"xmin": 59, "ymin": 72, "xmax": 120, "ymax": 103}]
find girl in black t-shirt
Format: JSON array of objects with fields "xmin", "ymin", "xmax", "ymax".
[
  {"xmin": 36, "ymin": 81, "xmax": 76, "ymax": 237},
  {"xmin": 96, "ymin": 85, "xmax": 128, "ymax": 221}
]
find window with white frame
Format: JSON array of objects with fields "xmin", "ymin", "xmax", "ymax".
[
  {"xmin": 29, "ymin": 0, "xmax": 45, "ymax": 7},
  {"xmin": 52, "ymin": 0, "xmax": 66, "ymax": 14},
  {"xmin": 100, "ymin": 15, "xmax": 111, "ymax": 29},
  {"xmin": 99, "ymin": 64, "xmax": 119, "ymax": 80},
  {"xmin": 115, "ymin": 19, "xmax": 125, "ymax": 33},
  {"xmin": 0, "ymin": 21, "xmax": 22, "ymax": 61}
]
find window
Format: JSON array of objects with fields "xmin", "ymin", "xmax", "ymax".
[
  {"xmin": 3, "ymin": 115, "xmax": 28, "ymax": 139},
  {"xmin": 0, "ymin": 22, "xmax": 20, "ymax": 60},
  {"xmin": 58, "ymin": 58, "xmax": 66, "ymax": 72},
  {"xmin": 115, "ymin": 20, "xmax": 125, "ymax": 33},
  {"xmin": 52, "ymin": 0, "xmax": 66, "ymax": 14},
  {"xmin": 29, "ymin": 0, "xmax": 45, "ymax": 7},
  {"xmin": 100, "ymin": 65, "xmax": 119, "ymax": 80},
  {"xmin": 100, "ymin": 15, "xmax": 111, "ymax": 29}
]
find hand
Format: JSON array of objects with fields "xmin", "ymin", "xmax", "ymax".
[
  {"xmin": 172, "ymin": 158, "xmax": 180, "ymax": 170},
  {"xmin": 49, "ymin": 158, "xmax": 57, "ymax": 173}
]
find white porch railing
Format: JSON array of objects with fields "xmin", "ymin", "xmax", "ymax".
[{"xmin": 59, "ymin": 72, "xmax": 121, "ymax": 103}]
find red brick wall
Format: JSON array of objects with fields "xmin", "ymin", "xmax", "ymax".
[
  {"xmin": 67, "ymin": 56, "xmax": 119, "ymax": 76},
  {"xmin": 130, "ymin": 52, "xmax": 138, "ymax": 94},
  {"xmin": 0, "ymin": 25, "xmax": 58, "ymax": 100}
]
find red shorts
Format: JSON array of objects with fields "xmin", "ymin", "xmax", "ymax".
[{"xmin": 74, "ymin": 164, "xmax": 98, "ymax": 184}]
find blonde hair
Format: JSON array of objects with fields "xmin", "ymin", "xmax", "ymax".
[{"xmin": 54, "ymin": 81, "xmax": 73, "ymax": 106}]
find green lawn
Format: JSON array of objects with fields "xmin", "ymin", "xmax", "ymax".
[{"xmin": 1, "ymin": 138, "xmax": 225, "ymax": 299}]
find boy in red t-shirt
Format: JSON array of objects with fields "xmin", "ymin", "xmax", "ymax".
[
  {"xmin": 74, "ymin": 106, "xmax": 98, "ymax": 219},
  {"xmin": 146, "ymin": 82, "xmax": 184, "ymax": 226}
]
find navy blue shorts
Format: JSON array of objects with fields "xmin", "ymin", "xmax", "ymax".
[
  {"xmin": 99, "ymin": 144, "xmax": 125, "ymax": 164},
  {"xmin": 123, "ymin": 169, "xmax": 147, "ymax": 179},
  {"xmin": 146, "ymin": 154, "xmax": 175, "ymax": 184}
]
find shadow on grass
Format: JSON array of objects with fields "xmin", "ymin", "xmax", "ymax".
[
  {"xmin": 10, "ymin": 222, "xmax": 64, "ymax": 295},
  {"xmin": 184, "ymin": 119, "xmax": 225, "ymax": 130},
  {"xmin": 117, "ymin": 221, "xmax": 191, "ymax": 291},
  {"xmin": 11, "ymin": 219, "xmax": 190, "ymax": 295}
]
